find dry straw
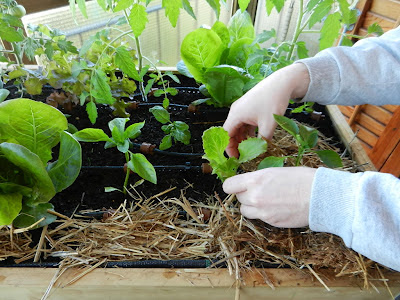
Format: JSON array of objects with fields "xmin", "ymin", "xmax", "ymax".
[{"xmin": 0, "ymin": 124, "xmax": 393, "ymax": 297}]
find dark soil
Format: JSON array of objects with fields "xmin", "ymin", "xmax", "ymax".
[{"xmin": 4, "ymin": 76, "xmax": 340, "ymax": 218}]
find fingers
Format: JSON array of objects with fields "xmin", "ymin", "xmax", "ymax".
[
  {"xmin": 240, "ymin": 205, "xmax": 260, "ymax": 220},
  {"xmin": 222, "ymin": 173, "xmax": 250, "ymax": 194}
]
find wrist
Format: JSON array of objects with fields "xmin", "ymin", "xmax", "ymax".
[{"xmin": 273, "ymin": 63, "xmax": 310, "ymax": 100}]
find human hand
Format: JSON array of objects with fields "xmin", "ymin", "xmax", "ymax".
[
  {"xmin": 223, "ymin": 167, "xmax": 316, "ymax": 228},
  {"xmin": 223, "ymin": 63, "xmax": 310, "ymax": 158}
]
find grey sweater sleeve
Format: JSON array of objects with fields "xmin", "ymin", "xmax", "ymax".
[
  {"xmin": 298, "ymin": 26, "xmax": 400, "ymax": 105},
  {"xmin": 297, "ymin": 28, "xmax": 400, "ymax": 271},
  {"xmin": 310, "ymin": 168, "xmax": 400, "ymax": 271}
]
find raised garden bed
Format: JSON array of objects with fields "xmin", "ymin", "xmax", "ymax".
[{"xmin": 1, "ymin": 77, "xmax": 400, "ymax": 300}]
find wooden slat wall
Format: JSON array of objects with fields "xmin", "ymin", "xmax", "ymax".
[{"xmin": 338, "ymin": 0, "xmax": 400, "ymax": 176}]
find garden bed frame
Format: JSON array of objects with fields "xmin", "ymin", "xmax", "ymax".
[{"xmin": 1, "ymin": 104, "xmax": 399, "ymax": 299}]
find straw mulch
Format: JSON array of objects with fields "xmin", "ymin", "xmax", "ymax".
[{"xmin": 0, "ymin": 124, "xmax": 394, "ymax": 297}]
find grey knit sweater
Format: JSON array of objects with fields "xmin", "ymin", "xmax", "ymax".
[{"xmin": 298, "ymin": 26, "xmax": 400, "ymax": 271}]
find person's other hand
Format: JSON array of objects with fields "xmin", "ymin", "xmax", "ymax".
[
  {"xmin": 223, "ymin": 63, "xmax": 310, "ymax": 158},
  {"xmin": 223, "ymin": 167, "xmax": 316, "ymax": 228}
]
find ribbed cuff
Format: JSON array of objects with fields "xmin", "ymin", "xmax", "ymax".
[
  {"xmin": 309, "ymin": 167, "xmax": 363, "ymax": 247},
  {"xmin": 295, "ymin": 55, "xmax": 341, "ymax": 105}
]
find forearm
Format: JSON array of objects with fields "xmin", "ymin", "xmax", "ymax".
[
  {"xmin": 310, "ymin": 168, "xmax": 400, "ymax": 271},
  {"xmin": 297, "ymin": 26, "xmax": 400, "ymax": 106}
]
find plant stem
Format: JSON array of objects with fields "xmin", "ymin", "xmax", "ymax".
[
  {"xmin": 123, "ymin": 152, "xmax": 130, "ymax": 194},
  {"xmin": 295, "ymin": 148, "xmax": 305, "ymax": 166},
  {"xmin": 286, "ymin": 0, "xmax": 304, "ymax": 61}
]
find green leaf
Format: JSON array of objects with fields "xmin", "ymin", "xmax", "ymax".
[
  {"xmin": 0, "ymin": 26, "xmax": 24, "ymax": 42},
  {"xmin": 162, "ymin": 0, "xmax": 182, "ymax": 27},
  {"xmin": 0, "ymin": 193, "xmax": 22, "ymax": 226},
  {"xmin": 308, "ymin": 0, "xmax": 333, "ymax": 28},
  {"xmin": 47, "ymin": 132, "xmax": 82, "ymax": 193},
  {"xmin": 202, "ymin": 127, "xmax": 229, "ymax": 165},
  {"xmin": 129, "ymin": 153, "xmax": 157, "ymax": 184},
  {"xmin": 296, "ymin": 41, "xmax": 309, "ymax": 59},
  {"xmin": 24, "ymin": 78, "xmax": 43, "ymax": 95},
  {"xmin": 97, "ymin": 0, "xmax": 108, "ymax": 10},
  {"xmin": 115, "ymin": 46, "xmax": 140, "ymax": 81},
  {"xmin": 314, "ymin": 150, "xmax": 343, "ymax": 168},
  {"xmin": 227, "ymin": 37, "xmax": 257, "ymax": 69},
  {"xmin": 144, "ymin": 78, "xmax": 155, "ymax": 95},
  {"xmin": 265, "ymin": 0, "xmax": 285, "ymax": 15},
  {"xmin": 171, "ymin": 127, "xmax": 191, "ymax": 145},
  {"xmin": 73, "ymin": 128, "xmax": 111, "ymax": 142},
  {"xmin": 211, "ymin": 157, "xmax": 240, "ymax": 182},
  {"xmin": 77, "ymin": 0, "xmax": 88, "ymax": 17},
  {"xmin": 238, "ymin": 137, "xmax": 267, "ymax": 163},
  {"xmin": 238, "ymin": 0, "xmax": 251, "ymax": 11},
  {"xmin": 116, "ymin": 139, "xmax": 129, "ymax": 153},
  {"xmin": 211, "ymin": 21, "xmax": 230, "ymax": 47},
  {"xmin": 109, "ymin": 118, "xmax": 129, "ymax": 137},
  {"xmin": 340, "ymin": 37, "xmax": 353, "ymax": 47},
  {"xmin": 105, "ymin": 187, "xmax": 123, "ymax": 193},
  {"xmin": 205, "ymin": 0, "xmax": 221, "ymax": 18},
  {"xmin": 165, "ymin": 71, "xmax": 180, "ymax": 84},
  {"xmin": 367, "ymin": 23, "xmax": 384, "ymax": 36},
  {"xmin": 0, "ymin": 89, "xmax": 10, "ymax": 102},
  {"xmin": 176, "ymin": 60, "xmax": 194, "ymax": 78},
  {"xmin": 228, "ymin": 10, "xmax": 255, "ymax": 45},
  {"xmin": 337, "ymin": 0, "xmax": 354, "ymax": 25},
  {"xmin": 86, "ymin": 101, "xmax": 98, "ymax": 124},
  {"xmin": 0, "ymin": 99, "xmax": 68, "ymax": 163},
  {"xmin": 299, "ymin": 125, "xmax": 318, "ymax": 149},
  {"xmin": 163, "ymin": 97, "xmax": 170, "ymax": 109},
  {"xmin": 8, "ymin": 69, "xmax": 27, "ymax": 80},
  {"xmin": 0, "ymin": 143, "xmax": 55, "ymax": 204},
  {"xmin": 114, "ymin": 0, "xmax": 134, "ymax": 12},
  {"xmin": 273, "ymin": 114, "xmax": 299, "ymax": 137},
  {"xmin": 204, "ymin": 66, "xmax": 249, "ymax": 107},
  {"xmin": 166, "ymin": 87, "xmax": 178, "ymax": 96},
  {"xmin": 149, "ymin": 106, "xmax": 170, "ymax": 124},
  {"xmin": 160, "ymin": 134, "xmax": 172, "ymax": 150},
  {"xmin": 13, "ymin": 203, "xmax": 57, "ymax": 228},
  {"xmin": 252, "ymin": 29, "xmax": 276, "ymax": 45},
  {"xmin": 92, "ymin": 69, "xmax": 115, "ymax": 104},
  {"xmin": 124, "ymin": 121, "xmax": 145, "ymax": 139},
  {"xmin": 258, "ymin": 156, "xmax": 285, "ymax": 169},
  {"xmin": 180, "ymin": 28, "xmax": 223, "ymax": 82},
  {"xmin": 182, "ymin": 0, "xmax": 196, "ymax": 19},
  {"xmin": 129, "ymin": 3, "xmax": 148, "ymax": 37},
  {"xmin": 306, "ymin": 0, "xmax": 320, "ymax": 11},
  {"xmin": 319, "ymin": 12, "xmax": 341, "ymax": 50}
]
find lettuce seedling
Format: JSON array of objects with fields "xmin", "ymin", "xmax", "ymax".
[
  {"xmin": 74, "ymin": 118, "xmax": 156, "ymax": 193},
  {"xmin": 202, "ymin": 127, "xmax": 267, "ymax": 182},
  {"xmin": 149, "ymin": 106, "xmax": 191, "ymax": 150},
  {"xmin": 258, "ymin": 115, "xmax": 342, "ymax": 169},
  {"xmin": 0, "ymin": 98, "xmax": 82, "ymax": 228}
]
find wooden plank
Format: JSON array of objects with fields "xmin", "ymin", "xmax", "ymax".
[
  {"xmin": 338, "ymin": 105, "xmax": 354, "ymax": 118},
  {"xmin": 18, "ymin": 0, "xmax": 69, "ymax": 14},
  {"xmin": 369, "ymin": 107, "xmax": 400, "ymax": 169},
  {"xmin": 370, "ymin": 0, "xmax": 400, "ymax": 21},
  {"xmin": 353, "ymin": 112, "xmax": 386, "ymax": 137},
  {"xmin": 380, "ymin": 140, "xmax": 400, "ymax": 176},
  {"xmin": 351, "ymin": 123, "xmax": 379, "ymax": 147},
  {"xmin": 1, "ymin": 268, "xmax": 400, "ymax": 300},
  {"xmin": 326, "ymin": 105, "xmax": 377, "ymax": 171},
  {"xmin": 382, "ymin": 104, "xmax": 399, "ymax": 113},
  {"xmin": 364, "ymin": 11, "xmax": 397, "ymax": 31},
  {"xmin": 362, "ymin": 105, "xmax": 393, "ymax": 125}
]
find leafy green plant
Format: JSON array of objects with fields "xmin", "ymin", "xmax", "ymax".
[
  {"xmin": 258, "ymin": 114, "xmax": 342, "ymax": 169},
  {"xmin": 0, "ymin": 98, "xmax": 82, "ymax": 228},
  {"xmin": 73, "ymin": 118, "xmax": 156, "ymax": 193},
  {"xmin": 202, "ymin": 126, "xmax": 267, "ymax": 182},
  {"xmin": 0, "ymin": 1, "xmax": 79, "ymax": 96},
  {"xmin": 179, "ymin": 1, "xmax": 381, "ymax": 108},
  {"xmin": 149, "ymin": 105, "xmax": 191, "ymax": 150}
]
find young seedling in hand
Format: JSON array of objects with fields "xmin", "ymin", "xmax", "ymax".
[
  {"xmin": 74, "ymin": 118, "xmax": 156, "ymax": 193},
  {"xmin": 202, "ymin": 126, "xmax": 267, "ymax": 182}
]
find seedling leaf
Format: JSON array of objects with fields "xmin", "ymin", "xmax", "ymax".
[
  {"xmin": 13, "ymin": 203, "xmax": 57, "ymax": 228},
  {"xmin": 124, "ymin": 121, "xmax": 145, "ymax": 139},
  {"xmin": 274, "ymin": 114, "xmax": 299, "ymax": 137},
  {"xmin": 202, "ymin": 127, "xmax": 229, "ymax": 165},
  {"xmin": 129, "ymin": 3, "xmax": 148, "ymax": 37},
  {"xmin": 115, "ymin": 46, "xmax": 140, "ymax": 81},
  {"xmin": 160, "ymin": 134, "xmax": 172, "ymax": 150},
  {"xmin": 0, "ymin": 193, "xmax": 22, "ymax": 226},
  {"xmin": 238, "ymin": 137, "xmax": 267, "ymax": 163},
  {"xmin": 149, "ymin": 106, "xmax": 170, "ymax": 124},
  {"xmin": 74, "ymin": 128, "xmax": 111, "ymax": 142},
  {"xmin": 314, "ymin": 150, "xmax": 343, "ymax": 168},
  {"xmin": 47, "ymin": 132, "xmax": 82, "ymax": 193},
  {"xmin": 129, "ymin": 153, "xmax": 157, "ymax": 184},
  {"xmin": 258, "ymin": 156, "xmax": 285, "ymax": 169}
]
